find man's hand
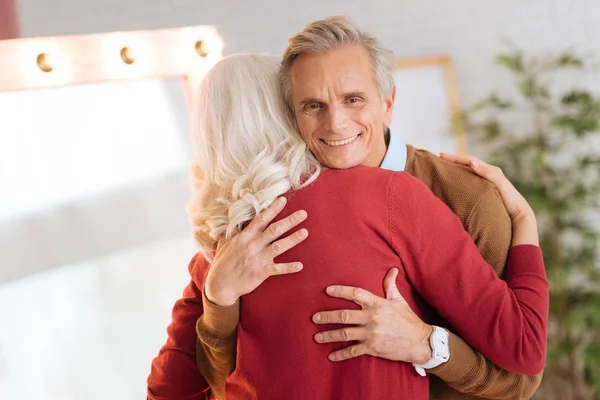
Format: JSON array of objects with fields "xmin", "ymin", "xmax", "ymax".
[
  {"xmin": 312, "ymin": 268, "xmax": 433, "ymax": 363},
  {"xmin": 204, "ymin": 196, "xmax": 309, "ymax": 306}
]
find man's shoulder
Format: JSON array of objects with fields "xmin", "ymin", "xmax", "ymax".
[
  {"xmin": 404, "ymin": 145, "xmax": 502, "ymax": 221},
  {"xmin": 406, "ymin": 145, "xmax": 497, "ymax": 197},
  {"xmin": 343, "ymin": 166, "xmax": 426, "ymax": 195}
]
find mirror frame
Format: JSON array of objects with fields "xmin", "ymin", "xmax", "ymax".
[
  {"xmin": 0, "ymin": 25, "xmax": 224, "ymax": 109},
  {"xmin": 395, "ymin": 55, "xmax": 468, "ymax": 155}
]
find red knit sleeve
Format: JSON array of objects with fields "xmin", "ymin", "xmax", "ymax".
[
  {"xmin": 388, "ymin": 172, "xmax": 549, "ymax": 375},
  {"xmin": 147, "ymin": 253, "xmax": 211, "ymax": 400}
]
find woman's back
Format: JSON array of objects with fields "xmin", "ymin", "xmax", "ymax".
[
  {"xmin": 229, "ymin": 166, "xmax": 431, "ymax": 399},
  {"xmin": 223, "ymin": 164, "xmax": 547, "ymax": 400}
]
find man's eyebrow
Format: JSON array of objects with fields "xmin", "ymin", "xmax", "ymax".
[
  {"xmin": 298, "ymin": 91, "xmax": 367, "ymax": 106},
  {"xmin": 343, "ymin": 91, "xmax": 368, "ymax": 99}
]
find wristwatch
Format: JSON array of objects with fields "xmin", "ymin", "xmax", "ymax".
[{"xmin": 412, "ymin": 326, "xmax": 450, "ymax": 376}]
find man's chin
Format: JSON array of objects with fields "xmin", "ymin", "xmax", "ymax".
[{"xmin": 320, "ymin": 157, "xmax": 363, "ymax": 170}]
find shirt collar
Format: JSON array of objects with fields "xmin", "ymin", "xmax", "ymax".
[{"xmin": 380, "ymin": 133, "xmax": 407, "ymax": 172}]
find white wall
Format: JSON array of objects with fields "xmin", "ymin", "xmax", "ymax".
[{"xmin": 15, "ymin": 0, "xmax": 600, "ymax": 108}]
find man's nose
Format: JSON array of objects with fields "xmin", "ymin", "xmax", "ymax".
[{"xmin": 324, "ymin": 104, "xmax": 348, "ymax": 135}]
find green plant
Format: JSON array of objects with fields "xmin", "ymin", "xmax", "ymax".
[{"xmin": 460, "ymin": 49, "xmax": 600, "ymax": 400}]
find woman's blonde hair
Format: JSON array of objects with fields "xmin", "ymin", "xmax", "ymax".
[{"xmin": 187, "ymin": 54, "xmax": 321, "ymax": 259}]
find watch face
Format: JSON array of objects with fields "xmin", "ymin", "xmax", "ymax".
[
  {"xmin": 435, "ymin": 337, "xmax": 449, "ymax": 358},
  {"xmin": 432, "ymin": 329, "xmax": 450, "ymax": 359}
]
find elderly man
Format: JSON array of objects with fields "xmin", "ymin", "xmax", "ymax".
[{"xmin": 148, "ymin": 16, "xmax": 544, "ymax": 400}]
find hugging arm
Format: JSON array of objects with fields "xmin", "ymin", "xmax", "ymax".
[
  {"xmin": 429, "ymin": 180, "xmax": 543, "ymax": 398},
  {"xmin": 389, "ymin": 173, "xmax": 549, "ymax": 376},
  {"xmin": 147, "ymin": 255, "xmax": 212, "ymax": 400}
]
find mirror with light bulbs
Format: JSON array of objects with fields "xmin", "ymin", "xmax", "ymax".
[
  {"xmin": 0, "ymin": 26, "xmax": 223, "ymax": 280},
  {"xmin": 0, "ymin": 26, "xmax": 222, "ymax": 400}
]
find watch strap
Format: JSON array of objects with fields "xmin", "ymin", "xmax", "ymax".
[{"xmin": 412, "ymin": 326, "xmax": 450, "ymax": 376}]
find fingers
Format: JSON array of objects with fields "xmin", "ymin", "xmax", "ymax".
[
  {"xmin": 263, "ymin": 262, "xmax": 303, "ymax": 277},
  {"xmin": 325, "ymin": 286, "xmax": 380, "ymax": 308},
  {"xmin": 327, "ymin": 343, "xmax": 368, "ymax": 362},
  {"xmin": 312, "ymin": 309, "xmax": 370, "ymax": 325},
  {"xmin": 440, "ymin": 153, "xmax": 506, "ymax": 188},
  {"xmin": 314, "ymin": 327, "xmax": 365, "ymax": 344},
  {"xmin": 439, "ymin": 153, "xmax": 474, "ymax": 166},
  {"xmin": 262, "ymin": 209, "xmax": 308, "ymax": 246},
  {"xmin": 383, "ymin": 268, "xmax": 401, "ymax": 300},
  {"xmin": 266, "ymin": 228, "xmax": 309, "ymax": 258},
  {"xmin": 469, "ymin": 161, "xmax": 506, "ymax": 188},
  {"xmin": 246, "ymin": 196, "xmax": 288, "ymax": 234}
]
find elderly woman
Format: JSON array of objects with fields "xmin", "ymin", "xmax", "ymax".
[{"xmin": 148, "ymin": 54, "xmax": 548, "ymax": 400}]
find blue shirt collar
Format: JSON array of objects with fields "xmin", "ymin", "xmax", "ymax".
[{"xmin": 380, "ymin": 134, "xmax": 407, "ymax": 172}]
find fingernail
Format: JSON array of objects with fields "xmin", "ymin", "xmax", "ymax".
[
  {"xmin": 326, "ymin": 287, "xmax": 335, "ymax": 295},
  {"xmin": 278, "ymin": 197, "xmax": 287, "ymax": 205},
  {"xmin": 471, "ymin": 160, "xmax": 479, "ymax": 168},
  {"xmin": 294, "ymin": 263, "xmax": 303, "ymax": 271},
  {"xmin": 315, "ymin": 333, "xmax": 323, "ymax": 342},
  {"xmin": 299, "ymin": 228, "xmax": 308, "ymax": 238},
  {"xmin": 328, "ymin": 354, "xmax": 336, "ymax": 361},
  {"xmin": 297, "ymin": 210, "xmax": 307, "ymax": 220},
  {"xmin": 313, "ymin": 314, "xmax": 321, "ymax": 322}
]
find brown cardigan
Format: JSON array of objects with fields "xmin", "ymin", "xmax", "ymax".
[{"xmin": 195, "ymin": 145, "xmax": 544, "ymax": 400}]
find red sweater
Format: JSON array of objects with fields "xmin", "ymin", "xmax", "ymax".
[{"xmin": 148, "ymin": 166, "xmax": 548, "ymax": 400}]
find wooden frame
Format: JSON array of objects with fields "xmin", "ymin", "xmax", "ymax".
[{"xmin": 394, "ymin": 55, "xmax": 468, "ymax": 155}]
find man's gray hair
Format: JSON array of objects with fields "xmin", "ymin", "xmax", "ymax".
[{"xmin": 280, "ymin": 16, "xmax": 396, "ymax": 108}]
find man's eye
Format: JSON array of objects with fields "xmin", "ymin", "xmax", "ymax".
[
  {"xmin": 304, "ymin": 103, "xmax": 322, "ymax": 112},
  {"xmin": 348, "ymin": 97, "xmax": 362, "ymax": 104}
]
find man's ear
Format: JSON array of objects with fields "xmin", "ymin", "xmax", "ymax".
[{"xmin": 382, "ymin": 86, "xmax": 396, "ymax": 127}]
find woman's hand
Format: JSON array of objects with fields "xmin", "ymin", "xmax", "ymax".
[
  {"xmin": 440, "ymin": 153, "xmax": 535, "ymax": 224},
  {"xmin": 204, "ymin": 196, "xmax": 309, "ymax": 306}
]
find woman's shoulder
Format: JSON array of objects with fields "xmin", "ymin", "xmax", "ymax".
[
  {"xmin": 309, "ymin": 165, "xmax": 428, "ymax": 195},
  {"xmin": 296, "ymin": 166, "xmax": 432, "ymax": 211},
  {"xmin": 313, "ymin": 165, "xmax": 392, "ymax": 191},
  {"xmin": 319, "ymin": 164, "xmax": 402, "ymax": 180}
]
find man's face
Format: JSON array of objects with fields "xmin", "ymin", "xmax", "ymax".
[{"xmin": 290, "ymin": 45, "xmax": 395, "ymax": 169}]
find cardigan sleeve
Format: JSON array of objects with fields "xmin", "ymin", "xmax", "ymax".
[
  {"xmin": 430, "ymin": 331, "xmax": 543, "ymax": 399},
  {"xmin": 388, "ymin": 172, "xmax": 549, "ymax": 376},
  {"xmin": 195, "ymin": 290, "xmax": 240, "ymax": 400},
  {"xmin": 431, "ymin": 187, "xmax": 543, "ymax": 398}
]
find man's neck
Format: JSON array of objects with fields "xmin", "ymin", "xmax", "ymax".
[{"xmin": 363, "ymin": 141, "xmax": 388, "ymax": 167}]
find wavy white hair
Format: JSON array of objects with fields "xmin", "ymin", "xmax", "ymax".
[{"xmin": 187, "ymin": 54, "xmax": 321, "ymax": 259}]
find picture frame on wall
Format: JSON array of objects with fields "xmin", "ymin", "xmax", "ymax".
[{"xmin": 389, "ymin": 55, "xmax": 468, "ymax": 156}]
